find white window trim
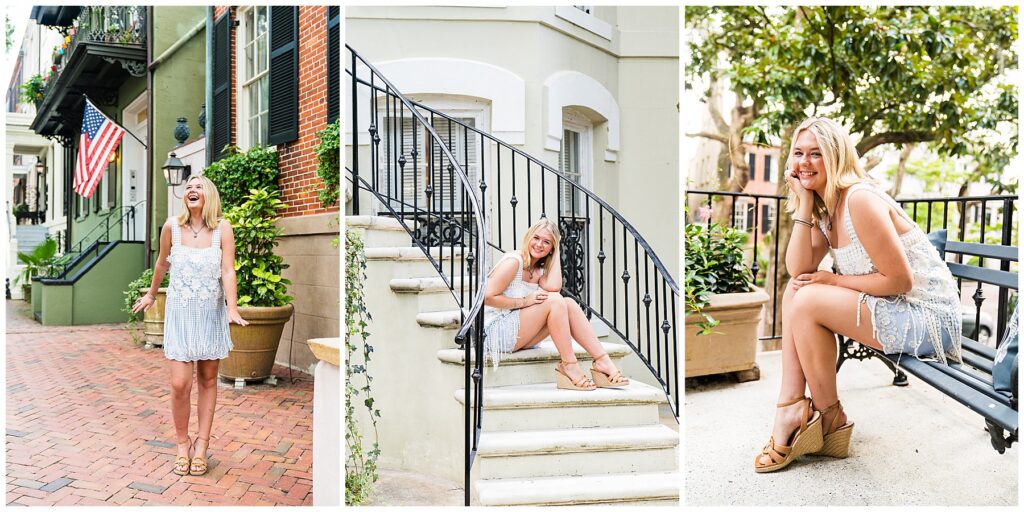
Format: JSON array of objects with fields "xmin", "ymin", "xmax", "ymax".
[
  {"xmin": 554, "ymin": 6, "xmax": 612, "ymax": 41},
  {"xmin": 562, "ymin": 110, "xmax": 594, "ymax": 199},
  {"xmin": 235, "ymin": 6, "xmax": 270, "ymax": 150},
  {"xmin": 543, "ymin": 70, "xmax": 620, "ymax": 162}
]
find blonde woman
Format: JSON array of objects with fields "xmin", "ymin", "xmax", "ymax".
[
  {"xmin": 483, "ymin": 218, "xmax": 629, "ymax": 390},
  {"xmin": 754, "ymin": 117, "xmax": 961, "ymax": 472},
  {"xmin": 132, "ymin": 175, "xmax": 248, "ymax": 476}
]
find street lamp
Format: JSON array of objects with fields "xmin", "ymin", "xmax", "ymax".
[{"xmin": 161, "ymin": 152, "xmax": 191, "ymax": 197}]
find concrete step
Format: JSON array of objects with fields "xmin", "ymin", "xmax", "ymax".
[
  {"xmin": 454, "ymin": 381, "xmax": 664, "ymax": 431},
  {"xmin": 438, "ymin": 340, "xmax": 630, "ymax": 387},
  {"xmin": 390, "ymin": 276, "xmax": 481, "ymax": 313},
  {"xmin": 417, "ymin": 308, "xmax": 467, "ymax": 330},
  {"xmin": 474, "ymin": 471, "xmax": 679, "ymax": 506},
  {"xmin": 365, "ymin": 246, "xmax": 470, "ymax": 278},
  {"xmin": 476, "ymin": 424, "xmax": 678, "ymax": 480},
  {"xmin": 346, "ymin": 215, "xmax": 412, "ymax": 247}
]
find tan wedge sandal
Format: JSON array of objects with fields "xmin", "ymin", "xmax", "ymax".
[
  {"xmin": 754, "ymin": 396, "xmax": 824, "ymax": 473},
  {"xmin": 172, "ymin": 436, "xmax": 191, "ymax": 476},
  {"xmin": 189, "ymin": 437, "xmax": 210, "ymax": 476},
  {"xmin": 555, "ymin": 361, "xmax": 597, "ymax": 391},
  {"xmin": 812, "ymin": 400, "xmax": 854, "ymax": 458},
  {"xmin": 590, "ymin": 354, "xmax": 629, "ymax": 388}
]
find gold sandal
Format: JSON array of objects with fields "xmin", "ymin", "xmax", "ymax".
[
  {"xmin": 813, "ymin": 400, "xmax": 854, "ymax": 458},
  {"xmin": 172, "ymin": 436, "xmax": 191, "ymax": 476},
  {"xmin": 189, "ymin": 437, "xmax": 210, "ymax": 476},
  {"xmin": 590, "ymin": 354, "xmax": 629, "ymax": 388},
  {"xmin": 555, "ymin": 361, "xmax": 596, "ymax": 391},
  {"xmin": 754, "ymin": 396, "xmax": 823, "ymax": 473}
]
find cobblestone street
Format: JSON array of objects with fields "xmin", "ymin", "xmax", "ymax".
[{"xmin": 5, "ymin": 300, "xmax": 314, "ymax": 506}]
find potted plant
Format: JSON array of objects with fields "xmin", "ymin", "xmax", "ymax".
[
  {"xmin": 219, "ymin": 187, "xmax": 294, "ymax": 385},
  {"xmin": 18, "ymin": 74, "xmax": 45, "ymax": 107},
  {"xmin": 16, "ymin": 238, "xmax": 58, "ymax": 302},
  {"xmin": 684, "ymin": 205, "xmax": 768, "ymax": 380},
  {"xmin": 122, "ymin": 268, "xmax": 169, "ymax": 347}
]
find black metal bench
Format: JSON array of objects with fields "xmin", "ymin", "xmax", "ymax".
[{"xmin": 836, "ymin": 238, "xmax": 1018, "ymax": 453}]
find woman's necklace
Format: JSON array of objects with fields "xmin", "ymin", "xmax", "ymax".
[
  {"xmin": 187, "ymin": 220, "xmax": 204, "ymax": 239},
  {"xmin": 524, "ymin": 265, "xmax": 536, "ymax": 281}
]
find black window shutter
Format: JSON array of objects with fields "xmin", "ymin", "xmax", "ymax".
[
  {"xmin": 762, "ymin": 204, "xmax": 770, "ymax": 234},
  {"xmin": 326, "ymin": 6, "xmax": 340, "ymax": 124},
  {"xmin": 268, "ymin": 6, "xmax": 299, "ymax": 145},
  {"xmin": 211, "ymin": 11, "xmax": 232, "ymax": 162},
  {"xmin": 763, "ymin": 154, "xmax": 771, "ymax": 181},
  {"xmin": 748, "ymin": 152, "xmax": 756, "ymax": 180}
]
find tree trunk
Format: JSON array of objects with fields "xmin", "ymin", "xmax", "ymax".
[
  {"xmin": 888, "ymin": 143, "xmax": 914, "ymax": 197},
  {"xmin": 763, "ymin": 122, "xmax": 798, "ymax": 349}
]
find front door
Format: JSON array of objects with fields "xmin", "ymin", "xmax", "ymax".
[{"xmin": 122, "ymin": 93, "xmax": 147, "ymax": 241}]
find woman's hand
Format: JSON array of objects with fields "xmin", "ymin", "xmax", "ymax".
[
  {"xmin": 785, "ymin": 168, "xmax": 815, "ymax": 204},
  {"xmin": 524, "ymin": 289, "xmax": 548, "ymax": 307},
  {"xmin": 227, "ymin": 308, "xmax": 249, "ymax": 326},
  {"xmin": 791, "ymin": 271, "xmax": 838, "ymax": 291},
  {"xmin": 132, "ymin": 293, "xmax": 155, "ymax": 314}
]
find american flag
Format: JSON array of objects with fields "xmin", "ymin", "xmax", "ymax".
[{"xmin": 74, "ymin": 99, "xmax": 124, "ymax": 198}]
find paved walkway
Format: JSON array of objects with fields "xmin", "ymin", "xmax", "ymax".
[
  {"xmin": 685, "ymin": 350, "xmax": 1017, "ymax": 506},
  {"xmin": 5, "ymin": 300, "xmax": 314, "ymax": 506}
]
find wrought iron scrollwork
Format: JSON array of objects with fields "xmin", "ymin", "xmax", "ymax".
[
  {"xmin": 558, "ymin": 216, "xmax": 588, "ymax": 309},
  {"xmin": 836, "ymin": 336, "xmax": 908, "ymax": 386},
  {"xmin": 413, "ymin": 215, "xmax": 469, "ymax": 247}
]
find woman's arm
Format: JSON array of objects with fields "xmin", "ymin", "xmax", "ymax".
[
  {"xmin": 795, "ymin": 191, "xmax": 914, "ymax": 296},
  {"xmin": 220, "ymin": 220, "xmax": 248, "ymax": 325},
  {"xmin": 484, "ymin": 257, "xmax": 545, "ymax": 310},
  {"xmin": 538, "ymin": 247, "xmax": 562, "ymax": 292},
  {"xmin": 784, "ymin": 172, "xmax": 829, "ymax": 276},
  {"xmin": 132, "ymin": 222, "xmax": 172, "ymax": 314}
]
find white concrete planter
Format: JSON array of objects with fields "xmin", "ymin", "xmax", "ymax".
[{"xmin": 685, "ymin": 288, "xmax": 769, "ymax": 378}]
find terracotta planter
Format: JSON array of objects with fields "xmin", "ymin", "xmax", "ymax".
[
  {"xmin": 220, "ymin": 304, "xmax": 294, "ymax": 384},
  {"xmin": 142, "ymin": 288, "xmax": 168, "ymax": 348},
  {"xmin": 685, "ymin": 288, "xmax": 769, "ymax": 378}
]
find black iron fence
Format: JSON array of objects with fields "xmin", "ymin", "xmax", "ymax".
[{"xmin": 685, "ymin": 189, "xmax": 1019, "ymax": 344}]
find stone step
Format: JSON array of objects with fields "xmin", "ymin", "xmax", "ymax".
[
  {"xmin": 346, "ymin": 215, "xmax": 413, "ymax": 247},
  {"xmin": 474, "ymin": 471, "xmax": 679, "ymax": 506},
  {"xmin": 454, "ymin": 381, "xmax": 664, "ymax": 431},
  {"xmin": 438, "ymin": 340, "xmax": 630, "ymax": 387},
  {"xmin": 365, "ymin": 246, "xmax": 470, "ymax": 279},
  {"xmin": 416, "ymin": 308, "xmax": 467, "ymax": 330},
  {"xmin": 476, "ymin": 424, "xmax": 678, "ymax": 480},
  {"xmin": 390, "ymin": 275, "xmax": 479, "ymax": 313}
]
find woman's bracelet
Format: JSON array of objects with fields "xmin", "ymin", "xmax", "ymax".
[{"xmin": 793, "ymin": 218, "xmax": 813, "ymax": 228}]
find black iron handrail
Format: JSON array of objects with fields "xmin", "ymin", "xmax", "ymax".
[
  {"xmin": 347, "ymin": 45, "xmax": 488, "ymax": 507},
  {"xmin": 56, "ymin": 200, "xmax": 144, "ymax": 277},
  {"xmin": 685, "ymin": 189, "xmax": 1018, "ymax": 344}
]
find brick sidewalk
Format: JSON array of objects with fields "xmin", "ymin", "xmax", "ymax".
[{"xmin": 5, "ymin": 300, "xmax": 314, "ymax": 506}]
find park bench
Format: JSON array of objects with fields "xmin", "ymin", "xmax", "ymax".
[{"xmin": 836, "ymin": 233, "xmax": 1018, "ymax": 453}]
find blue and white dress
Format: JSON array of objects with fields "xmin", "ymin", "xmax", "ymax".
[
  {"xmin": 820, "ymin": 183, "xmax": 962, "ymax": 364},
  {"xmin": 483, "ymin": 252, "xmax": 541, "ymax": 368},
  {"xmin": 163, "ymin": 221, "xmax": 234, "ymax": 362}
]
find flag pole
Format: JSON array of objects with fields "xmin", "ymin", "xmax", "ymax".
[{"xmin": 83, "ymin": 95, "xmax": 148, "ymax": 149}]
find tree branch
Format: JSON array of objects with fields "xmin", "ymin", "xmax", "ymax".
[
  {"xmin": 856, "ymin": 131, "xmax": 936, "ymax": 155},
  {"xmin": 685, "ymin": 131, "xmax": 729, "ymax": 144}
]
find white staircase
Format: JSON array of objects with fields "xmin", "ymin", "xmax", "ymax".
[
  {"xmin": 350, "ymin": 214, "xmax": 679, "ymax": 506},
  {"xmin": 16, "ymin": 225, "xmax": 49, "ymax": 254}
]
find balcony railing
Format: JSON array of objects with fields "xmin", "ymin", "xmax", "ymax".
[{"xmin": 38, "ymin": 6, "xmax": 147, "ymax": 106}]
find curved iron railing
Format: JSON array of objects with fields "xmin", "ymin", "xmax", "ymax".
[
  {"xmin": 347, "ymin": 45, "xmax": 488, "ymax": 506},
  {"xmin": 53, "ymin": 200, "xmax": 143, "ymax": 278},
  {"xmin": 352, "ymin": 82, "xmax": 681, "ymax": 416}
]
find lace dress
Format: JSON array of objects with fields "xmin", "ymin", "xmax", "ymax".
[
  {"xmin": 483, "ymin": 252, "xmax": 541, "ymax": 368},
  {"xmin": 819, "ymin": 183, "xmax": 961, "ymax": 364},
  {"xmin": 163, "ymin": 221, "xmax": 234, "ymax": 362}
]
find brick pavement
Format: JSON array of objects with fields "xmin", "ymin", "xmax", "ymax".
[{"xmin": 5, "ymin": 300, "xmax": 314, "ymax": 506}]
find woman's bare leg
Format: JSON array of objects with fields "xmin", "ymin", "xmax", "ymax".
[
  {"xmin": 168, "ymin": 361, "xmax": 194, "ymax": 459},
  {"xmin": 563, "ymin": 299, "xmax": 623, "ymax": 376},
  {"xmin": 790, "ymin": 283, "xmax": 883, "ymax": 430},
  {"xmin": 515, "ymin": 294, "xmax": 589, "ymax": 381},
  {"xmin": 193, "ymin": 360, "xmax": 220, "ymax": 460}
]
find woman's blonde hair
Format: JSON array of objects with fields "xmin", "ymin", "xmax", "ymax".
[
  {"xmin": 519, "ymin": 218, "xmax": 561, "ymax": 270},
  {"xmin": 785, "ymin": 117, "xmax": 877, "ymax": 222},
  {"xmin": 177, "ymin": 175, "xmax": 223, "ymax": 230}
]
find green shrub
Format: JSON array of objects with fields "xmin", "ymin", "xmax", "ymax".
[
  {"xmin": 203, "ymin": 145, "xmax": 279, "ymax": 210},
  {"xmin": 315, "ymin": 120, "xmax": 340, "ymax": 208},
  {"xmin": 224, "ymin": 187, "xmax": 293, "ymax": 307},
  {"xmin": 685, "ymin": 206, "xmax": 754, "ymax": 335}
]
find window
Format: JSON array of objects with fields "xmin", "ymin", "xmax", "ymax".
[
  {"xmin": 733, "ymin": 202, "xmax": 748, "ymax": 231},
  {"xmin": 748, "ymin": 152, "xmax": 756, "ymax": 180},
  {"xmin": 239, "ymin": 6, "xmax": 269, "ymax": 148},
  {"xmin": 559, "ymin": 129, "xmax": 585, "ymax": 217},
  {"xmin": 763, "ymin": 154, "xmax": 774, "ymax": 182},
  {"xmin": 762, "ymin": 203, "xmax": 775, "ymax": 234},
  {"xmin": 381, "ymin": 114, "xmax": 480, "ymax": 212}
]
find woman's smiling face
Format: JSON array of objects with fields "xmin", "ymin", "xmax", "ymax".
[
  {"xmin": 791, "ymin": 130, "xmax": 827, "ymax": 193},
  {"xmin": 184, "ymin": 178, "xmax": 206, "ymax": 210},
  {"xmin": 529, "ymin": 227, "xmax": 555, "ymax": 261}
]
